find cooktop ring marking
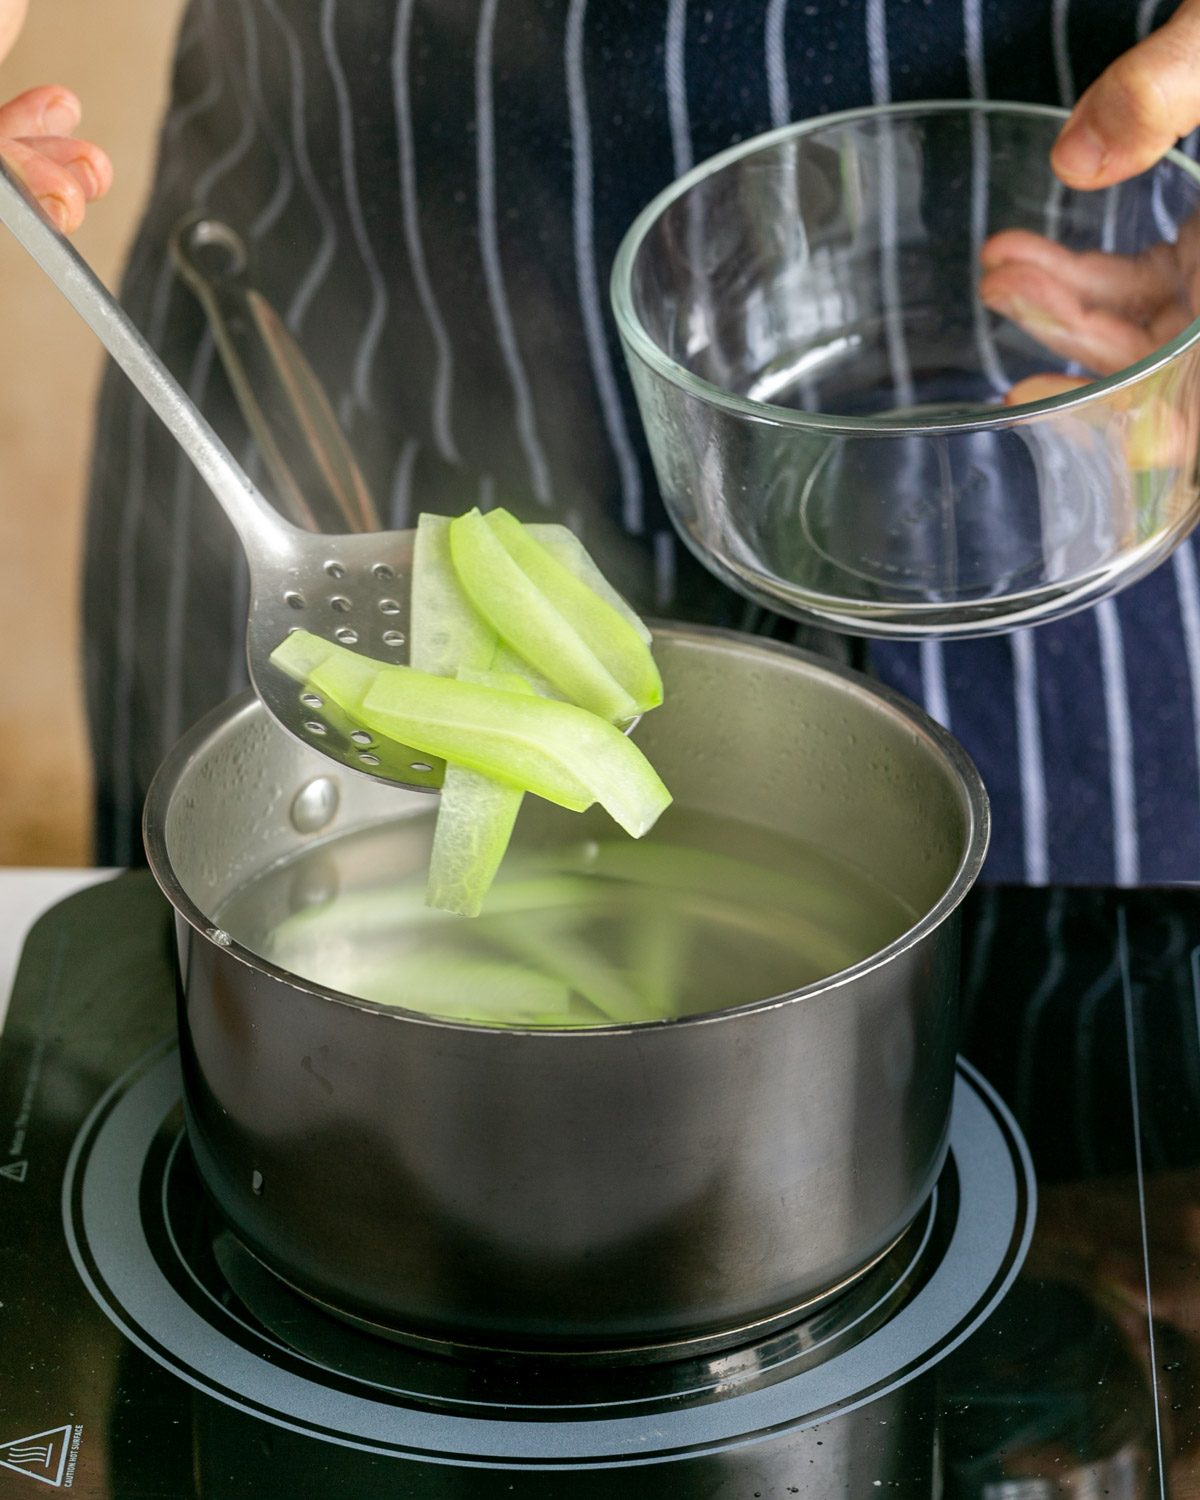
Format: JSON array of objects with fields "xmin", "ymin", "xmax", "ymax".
[
  {"xmin": 156, "ymin": 1125, "xmax": 944, "ymax": 1411},
  {"xmin": 62, "ymin": 1047, "xmax": 1036, "ymax": 1469}
]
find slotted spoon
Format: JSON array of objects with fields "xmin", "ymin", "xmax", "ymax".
[{"xmin": 0, "ymin": 159, "xmax": 445, "ymax": 792}]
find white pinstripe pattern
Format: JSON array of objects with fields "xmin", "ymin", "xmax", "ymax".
[
  {"xmin": 112, "ymin": 261, "xmax": 187, "ymax": 857},
  {"xmin": 161, "ymin": 2, "xmax": 266, "ymax": 753},
  {"xmin": 1150, "ymin": 164, "xmax": 1177, "ymax": 243},
  {"xmin": 1096, "ymin": 178, "xmax": 1139, "ymax": 887},
  {"xmin": 1137, "ymin": 0, "xmax": 1166, "ymax": 38},
  {"xmin": 1172, "ymin": 542, "xmax": 1200, "ymax": 854},
  {"xmin": 1096, "ymin": 598, "xmax": 1140, "ymax": 885},
  {"xmin": 919, "ymin": 639, "xmax": 951, "ymax": 729},
  {"xmin": 764, "ymin": 0, "xmax": 790, "ymax": 130},
  {"xmin": 1140, "ymin": 1, "xmax": 1175, "ymax": 243},
  {"xmin": 243, "ymin": 3, "xmax": 294, "ymax": 241},
  {"xmin": 110, "ymin": 1, "xmax": 228, "ymax": 857},
  {"xmin": 763, "ymin": 0, "xmax": 815, "ymax": 408},
  {"xmin": 665, "ymin": 0, "xmax": 693, "ymax": 177},
  {"xmin": 868, "ymin": 0, "xmax": 943, "ymax": 728},
  {"xmin": 1047, "ymin": 0, "xmax": 1137, "ymax": 888},
  {"xmin": 389, "ymin": 437, "xmax": 420, "ymax": 529},
  {"xmin": 864, "ymin": 0, "xmax": 913, "ymax": 406},
  {"xmin": 220, "ymin": 3, "xmax": 285, "ymax": 703},
  {"xmin": 968, "ymin": 0, "xmax": 1045, "ymax": 885},
  {"xmin": 1051, "ymin": 0, "xmax": 1075, "ymax": 108},
  {"xmin": 1040, "ymin": 0, "xmax": 1074, "ymax": 247},
  {"xmin": 1171, "ymin": 127, "xmax": 1200, "ymax": 855},
  {"xmin": 654, "ymin": 530, "xmax": 677, "ymax": 610},
  {"xmin": 114, "ymin": 1, "xmax": 212, "ymax": 297},
  {"xmin": 261, "ymin": 0, "xmax": 339, "ymax": 336},
  {"xmin": 393, "ymin": 0, "xmax": 460, "ymax": 465},
  {"xmin": 320, "ymin": 0, "xmax": 389, "ymax": 414},
  {"xmin": 566, "ymin": 0, "xmax": 645, "ymax": 535},
  {"xmin": 192, "ymin": 8, "xmax": 257, "ymax": 207},
  {"xmin": 1011, "ymin": 630, "xmax": 1050, "ymax": 885},
  {"xmin": 1042, "ymin": 169, "xmax": 1067, "ymax": 247},
  {"xmin": 963, "ymin": 0, "xmax": 1009, "ymax": 396},
  {"xmin": 475, "ymin": 0, "xmax": 554, "ymax": 505}
]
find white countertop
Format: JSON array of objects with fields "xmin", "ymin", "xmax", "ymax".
[{"xmin": 0, "ymin": 869, "xmax": 117, "ymax": 1033}]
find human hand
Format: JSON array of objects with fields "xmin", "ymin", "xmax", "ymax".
[
  {"xmin": 977, "ymin": 3, "xmax": 1200, "ymax": 407},
  {"xmin": 979, "ymin": 224, "xmax": 1198, "ymax": 390},
  {"xmin": 1051, "ymin": 0, "xmax": 1200, "ymax": 192},
  {"xmin": 0, "ymin": 85, "xmax": 112, "ymax": 233}
]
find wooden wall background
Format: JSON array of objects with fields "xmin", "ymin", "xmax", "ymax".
[{"xmin": 0, "ymin": 0, "xmax": 187, "ymax": 865}]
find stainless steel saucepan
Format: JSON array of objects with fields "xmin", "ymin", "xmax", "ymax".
[{"xmin": 145, "ymin": 623, "xmax": 988, "ymax": 1358}]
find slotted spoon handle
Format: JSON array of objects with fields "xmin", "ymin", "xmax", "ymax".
[{"xmin": 0, "ymin": 158, "xmax": 289, "ymax": 553}]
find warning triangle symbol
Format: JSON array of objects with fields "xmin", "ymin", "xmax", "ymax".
[
  {"xmin": 0, "ymin": 1161, "xmax": 27, "ymax": 1184},
  {"xmin": 0, "ymin": 1426, "xmax": 71, "ymax": 1487}
]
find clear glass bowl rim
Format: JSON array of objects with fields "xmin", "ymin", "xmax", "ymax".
[{"xmin": 610, "ymin": 98, "xmax": 1200, "ymax": 437}]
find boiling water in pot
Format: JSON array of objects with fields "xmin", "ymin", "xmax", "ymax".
[{"xmin": 215, "ymin": 806, "xmax": 917, "ymax": 1027}]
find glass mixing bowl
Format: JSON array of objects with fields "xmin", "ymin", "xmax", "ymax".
[{"xmin": 611, "ymin": 101, "xmax": 1200, "ymax": 637}]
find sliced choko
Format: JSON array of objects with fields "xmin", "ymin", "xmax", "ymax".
[
  {"xmin": 447, "ymin": 507, "xmax": 656, "ymax": 723},
  {"xmin": 426, "ymin": 668, "xmax": 534, "ymax": 918},
  {"xmin": 525, "ymin": 523, "xmax": 653, "ymax": 644},
  {"xmin": 486, "ymin": 508, "xmax": 662, "ymax": 709},
  {"xmin": 411, "ymin": 513, "xmax": 499, "ymax": 677},
  {"xmin": 269, "ymin": 630, "xmax": 671, "ymax": 837},
  {"xmin": 362, "ymin": 661, "xmax": 671, "ymax": 836}
]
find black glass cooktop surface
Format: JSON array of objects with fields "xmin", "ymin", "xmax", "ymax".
[{"xmin": 0, "ymin": 873, "xmax": 1196, "ymax": 1497}]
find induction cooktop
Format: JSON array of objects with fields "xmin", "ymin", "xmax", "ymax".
[{"xmin": 0, "ymin": 874, "xmax": 1196, "ymax": 1497}]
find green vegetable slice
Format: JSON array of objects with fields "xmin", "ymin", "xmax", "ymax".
[
  {"xmin": 448, "ymin": 508, "xmax": 643, "ymax": 723},
  {"xmin": 494, "ymin": 919, "xmax": 659, "ymax": 1024},
  {"xmin": 426, "ymin": 668, "xmax": 534, "ymax": 918},
  {"xmin": 349, "ymin": 955, "xmax": 572, "ymax": 1021},
  {"xmin": 273, "ymin": 508, "xmax": 671, "ymax": 920},
  {"xmin": 362, "ymin": 662, "xmax": 671, "ymax": 835},
  {"xmin": 273, "ymin": 626, "xmax": 376, "ymax": 708},
  {"xmin": 269, "ymin": 631, "xmax": 671, "ymax": 835},
  {"xmin": 485, "ymin": 509, "xmax": 661, "ymax": 709},
  {"xmin": 272, "ymin": 626, "xmax": 445, "ymax": 784},
  {"xmin": 267, "ymin": 874, "xmax": 605, "ymax": 965},
  {"xmin": 527, "ymin": 524, "xmax": 653, "ymax": 644},
  {"xmin": 628, "ymin": 908, "xmax": 685, "ymax": 1017},
  {"xmin": 411, "ymin": 514, "xmax": 581, "ymax": 699},
  {"xmin": 411, "ymin": 520, "xmax": 533, "ymax": 914},
  {"xmin": 411, "ymin": 513, "xmax": 498, "ymax": 676},
  {"xmin": 535, "ymin": 841, "xmax": 887, "ymax": 973}
]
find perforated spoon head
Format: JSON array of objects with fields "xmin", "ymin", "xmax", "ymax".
[{"xmin": 247, "ymin": 526, "xmax": 447, "ymax": 792}]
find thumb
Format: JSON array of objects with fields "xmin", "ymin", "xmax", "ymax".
[{"xmin": 1052, "ymin": 0, "xmax": 1200, "ymax": 189}]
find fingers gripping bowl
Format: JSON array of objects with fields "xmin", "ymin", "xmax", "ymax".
[{"xmin": 145, "ymin": 625, "xmax": 988, "ymax": 1358}]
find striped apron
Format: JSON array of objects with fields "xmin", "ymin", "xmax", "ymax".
[{"xmin": 83, "ymin": 0, "xmax": 1193, "ymax": 884}]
